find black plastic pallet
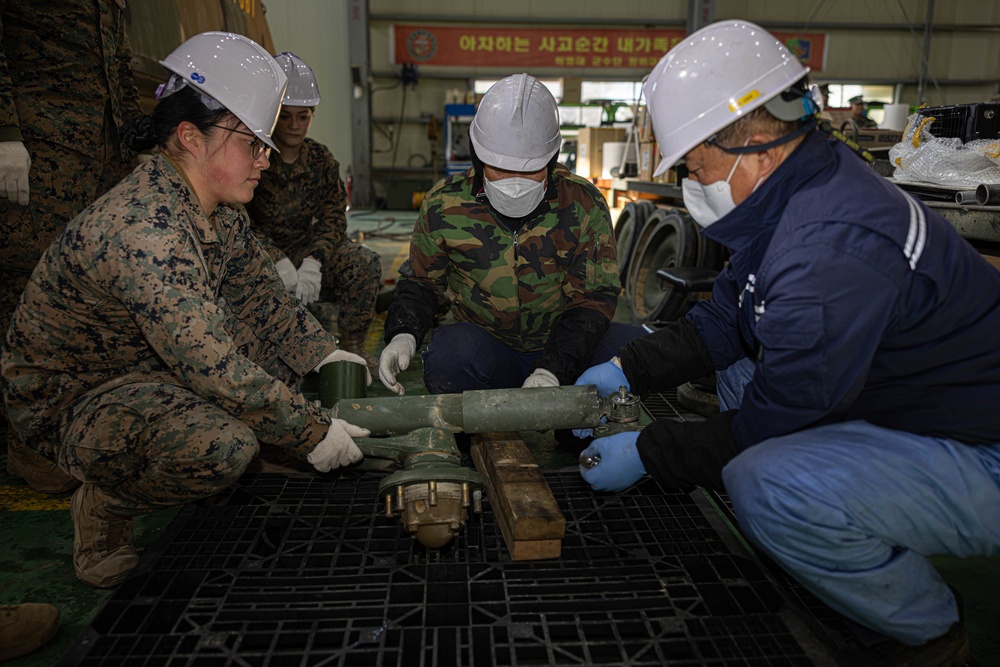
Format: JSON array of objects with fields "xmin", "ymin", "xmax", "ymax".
[{"xmin": 61, "ymin": 470, "xmax": 824, "ymax": 666}]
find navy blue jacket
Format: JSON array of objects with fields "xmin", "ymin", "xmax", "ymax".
[{"xmin": 633, "ymin": 131, "xmax": 1000, "ymax": 455}]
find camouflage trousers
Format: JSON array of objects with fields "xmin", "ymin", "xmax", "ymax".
[
  {"xmin": 55, "ymin": 305, "xmax": 300, "ymax": 515},
  {"xmin": 288, "ymin": 240, "xmax": 380, "ymax": 336}
]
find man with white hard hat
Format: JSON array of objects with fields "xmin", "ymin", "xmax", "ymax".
[
  {"xmin": 380, "ymin": 73, "xmax": 644, "ymax": 397},
  {"xmin": 247, "ymin": 52, "xmax": 382, "ymax": 372},
  {"xmin": 575, "ymin": 19, "xmax": 1000, "ymax": 664}
]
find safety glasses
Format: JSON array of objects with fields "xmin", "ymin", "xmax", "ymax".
[{"xmin": 209, "ymin": 124, "xmax": 271, "ymax": 161}]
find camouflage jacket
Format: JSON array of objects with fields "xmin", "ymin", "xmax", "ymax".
[
  {"xmin": 384, "ymin": 163, "xmax": 621, "ymax": 384},
  {"xmin": 0, "ymin": 0, "xmax": 141, "ymax": 158},
  {"xmin": 0, "ymin": 155, "xmax": 335, "ymax": 460},
  {"xmin": 246, "ymin": 138, "xmax": 348, "ymax": 264}
]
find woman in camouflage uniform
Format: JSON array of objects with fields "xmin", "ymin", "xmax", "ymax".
[
  {"xmin": 247, "ymin": 52, "xmax": 381, "ymax": 371},
  {"xmin": 0, "ymin": 33, "xmax": 371, "ymax": 589}
]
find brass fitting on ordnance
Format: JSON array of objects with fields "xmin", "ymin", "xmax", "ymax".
[
  {"xmin": 607, "ymin": 385, "xmax": 640, "ymax": 423},
  {"xmin": 356, "ymin": 428, "xmax": 485, "ymax": 549}
]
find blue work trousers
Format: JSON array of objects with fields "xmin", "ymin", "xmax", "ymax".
[
  {"xmin": 716, "ymin": 358, "xmax": 1000, "ymax": 645},
  {"xmin": 422, "ymin": 321, "xmax": 647, "ymax": 394}
]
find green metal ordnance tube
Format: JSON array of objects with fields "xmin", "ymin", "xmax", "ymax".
[
  {"xmin": 330, "ymin": 385, "xmax": 606, "ymax": 436},
  {"xmin": 317, "ymin": 360, "xmax": 368, "ymax": 408}
]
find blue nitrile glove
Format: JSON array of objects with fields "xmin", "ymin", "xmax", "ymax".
[
  {"xmin": 575, "ymin": 357, "xmax": 629, "ymax": 396},
  {"xmin": 573, "ymin": 357, "xmax": 630, "ymax": 437},
  {"xmin": 579, "ymin": 431, "xmax": 645, "ymax": 492}
]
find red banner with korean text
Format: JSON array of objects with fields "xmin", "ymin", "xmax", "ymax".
[
  {"xmin": 392, "ymin": 25, "xmax": 684, "ymax": 70},
  {"xmin": 391, "ymin": 24, "xmax": 826, "ymax": 72}
]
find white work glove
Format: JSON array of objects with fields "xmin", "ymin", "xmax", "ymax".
[
  {"xmin": 0, "ymin": 140, "xmax": 31, "ymax": 205},
  {"xmin": 306, "ymin": 419, "xmax": 369, "ymax": 472},
  {"xmin": 274, "ymin": 257, "xmax": 298, "ymax": 292},
  {"xmin": 314, "ymin": 349, "xmax": 372, "ymax": 386},
  {"xmin": 522, "ymin": 368, "xmax": 560, "ymax": 388},
  {"xmin": 378, "ymin": 333, "xmax": 417, "ymax": 395},
  {"xmin": 295, "ymin": 257, "xmax": 323, "ymax": 305}
]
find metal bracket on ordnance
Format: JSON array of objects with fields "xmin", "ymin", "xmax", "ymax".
[
  {"xmin": 579, "ymin": 385, "xmax": 644, "ymax": 468},
  {"xmin": 354, "ymin": 427, "xmax": 485, "ymax": 549}
]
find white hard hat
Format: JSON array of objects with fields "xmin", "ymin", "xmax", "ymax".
[
  {"xmin": 643, "ymin": 20, "xmax": 810, "ymax": 175},
  {"xmin": 275, "ymin": 52, "xmax": 321, "ymax": 106},
  {"xmin": 159, "ymin": 32, "xmax": 288, "ymax": 151},
  {"xmin": 469, "ymin": 73, "xmax": 561, "ymax": 172}
]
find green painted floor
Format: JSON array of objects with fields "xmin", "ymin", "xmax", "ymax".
[{"xmin": 1, "ymin": 209, "xmax": 997, "ymax": 665}]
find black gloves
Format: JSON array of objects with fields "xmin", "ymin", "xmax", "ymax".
[{"xmin": 635, "ymin": 410, "xmax": 738, "ymax": 492}]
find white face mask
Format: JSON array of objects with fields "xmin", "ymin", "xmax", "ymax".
[
  {"xmin": 483, "ymin": 174, "xmax": 547, "ymax": 218},
  {"xmin": 681, "ymin": 152, "xmax": 745, "ymax": 228}
]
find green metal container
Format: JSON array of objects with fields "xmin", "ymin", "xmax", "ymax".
[{"xmin": 318, "ymin": 360, "xmax": 368, "ymax": 408}]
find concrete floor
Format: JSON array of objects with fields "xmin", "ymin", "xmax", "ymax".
[{"xmin": 1, "ymin": 208, "xmax": 998, "ymax": 665}]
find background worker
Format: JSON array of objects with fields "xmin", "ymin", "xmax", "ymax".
[
  {"xmin": 379, "ymin": 73, "xmax": 644, "ymax": 397},
  {"xmin": 0, "ymin": 0, "xmax": 142, "ymax": 493},
  {"xmin": 576, "ymin": 20, "xmax": 999, "ymax": 665},
  {"xmin": 247, "ymin": 52, "xmax": 381, "ymax": 371},
  {"xmin": 848, "ymin": 94, "xmax": 879, "ymax": 128},
  {"xmin": 0, "ymin": 32, "xmax": 370, "ymax": 589}
]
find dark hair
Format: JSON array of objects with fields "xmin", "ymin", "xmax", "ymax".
[{"xmin": 121, "ymin": 86, "xmax": 233, "ymax": 152}]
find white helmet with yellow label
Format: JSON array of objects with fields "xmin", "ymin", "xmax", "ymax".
[{"xmin": 643, "ymin": 20, "xmax": 809, "ymax": 175}]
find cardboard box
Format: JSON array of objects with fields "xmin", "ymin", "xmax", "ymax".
[
  {"xmin": 561, "ymin": 77, "xmax": 582, "ymax": 105},
  {"xmin": 636, "ymin": 105, "xmax": 654, "ymax": 143},
  {"xmin": 853, "ymin": 128, "xmax": 904, "ymax": 149},
  {"xmin": 575, "ymin": 127, "xmax": 626, "ymax": 180},
  {"xmin": 638, "ymin": 140, "xmax": 658, "ymax": 181}
]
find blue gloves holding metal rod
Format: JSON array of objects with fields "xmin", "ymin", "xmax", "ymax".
[{"xmin": 575, "ymin": 357, "xmax": 647, "ymax": 491}]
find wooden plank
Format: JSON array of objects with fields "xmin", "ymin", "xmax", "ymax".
[{"xmin": 470, "ymin": 432, "xmax": 565, "ymax": 561}]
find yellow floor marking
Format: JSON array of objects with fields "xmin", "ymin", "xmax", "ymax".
[{"xmin": 0, "ymin": 484, "xmax": 70, "ymax": 511}]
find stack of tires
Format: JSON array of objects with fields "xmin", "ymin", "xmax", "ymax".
[{"xmin": 613, "ymin": 201, "xmax": 727, "ymax": 325}]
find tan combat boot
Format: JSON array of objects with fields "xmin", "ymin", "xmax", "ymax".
[
  {"xmin": 6, "ymin": 432, "xmax": 80, "ymax": 494},
  {"xmin": 339, "ymin": 331, "xmax": 379, "ymax": 375},
  {"xmin": 0, "ymin": 603, "xmax": 60, "ymax": 662},
  {"xmin": 70, "ymin": 483, "xmax": 139, "ymax": 588}
]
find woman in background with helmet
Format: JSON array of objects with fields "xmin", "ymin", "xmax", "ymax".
[
  {"xmin": 379, "ymin": 73, "xmax": 644, "ymax": 397},
  {"xmin": 0, "ymin": 32, "xmax": 371, "ymax": 589},
  {"xmin": 247, "ymin": 52, "xmax": 381, "ymax": 372},
  {"xmin": 575, "ymin": 20, "xmax": 1000, "ymax": 664}
]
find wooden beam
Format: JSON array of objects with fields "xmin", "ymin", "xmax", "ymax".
[{"xmin": 470, "ymin": 432, "xmax": 565, "ymax": 560}]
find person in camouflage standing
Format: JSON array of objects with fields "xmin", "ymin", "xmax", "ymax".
[
  {"xmin": 379, "ymin": 73, "xmax": 644, "ymax": 396},
  {"xmin": 0, "ymin": 32, "xmax": 372, "ymax": 589},
  {"xmin": 0, "ymin": 0, "xmax": 142, "ymax": 493},
  {"xmin": 246, "ymin": 52, "xmax": 381, "ymax": 371}
]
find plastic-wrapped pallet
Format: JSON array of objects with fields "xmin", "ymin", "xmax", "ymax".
[{"xmin": 889, "ymin": 113, "xmax": 1000, "ymax": 188}]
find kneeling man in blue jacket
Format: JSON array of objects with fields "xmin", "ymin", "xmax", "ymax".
[{"xmin": 578, "ymin": 19, "xmax": 1000, "ymax": 666}]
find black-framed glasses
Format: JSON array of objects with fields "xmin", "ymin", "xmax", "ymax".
[{"xmin": 208, "ymin": 124, "xmax": 271, "ymax": 161}]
